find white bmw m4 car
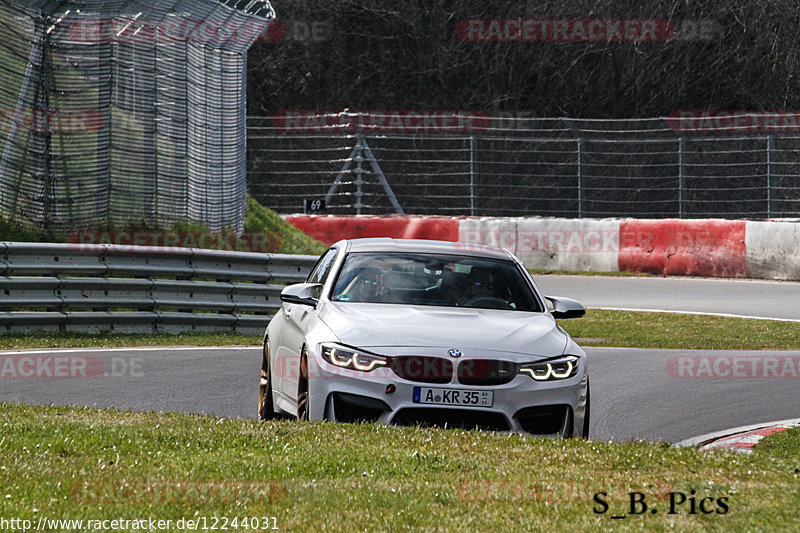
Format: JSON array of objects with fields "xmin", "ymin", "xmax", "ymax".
[{"xmin": 260, "ymin": 238, "xmax": 589, "ymax": 438}]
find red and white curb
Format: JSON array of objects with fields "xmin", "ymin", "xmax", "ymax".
[
  {"xmin": 286, "ymin": 215, "xmax": 800, "ymax": 281},
  {"xmin": 676, "ymin": 418, "xmax": 800, "ymax": 453}
]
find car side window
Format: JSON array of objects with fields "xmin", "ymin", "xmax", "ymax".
[{"xmin": 307, "ymin": 248, "xmax": 338, "ymax": 285}]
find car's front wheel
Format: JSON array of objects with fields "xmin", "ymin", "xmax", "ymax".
[
  {"xmin": 259, "ymin": 338, "xmax": 276, "ymax": 420},
  {"xmin": 297, "ymin": 347, "xmax": 309, "ymax": 421},
  {"xmin": 581, "ymin": 379, "xmax": 590, "ymax": 438}
]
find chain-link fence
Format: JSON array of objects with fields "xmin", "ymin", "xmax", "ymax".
[
  {"xmin": 0, "ymin": 0, "xmax": 274, "ymax": 232},
  {"xmin": 248, "ymin": 113, "xmax": 800, "ymax": 218}
]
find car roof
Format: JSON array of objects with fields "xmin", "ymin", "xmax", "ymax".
[{"xmin": 335, "ymin": 238, "xmax": 513, "ymax": 260}]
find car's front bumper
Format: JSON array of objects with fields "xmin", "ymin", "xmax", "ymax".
[{"xmin": 306, "ymin": 350, "xmax": 589, "ymax": 438}]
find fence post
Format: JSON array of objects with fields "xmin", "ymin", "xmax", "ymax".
[
  {"xmin": 470, "ymin": 135, "xmax": 477, "ymax": 216},
  {"xmin": 353, "ymin": 134, "xmax": 365, "ymax": 215},
  {"xmin": 767, "ymin": 135, "xmax": 774, "ymax": 218},
  {"xmin": 678, "ymin": 136, "xmax": 686, "ymax": 218},
  {"xmin": 39, "ymin": 42, "xmax": 53, "ymax": 231},
  {"xmin": 577, "ymin": 137, "xmax": 583, "ymax": 218}
]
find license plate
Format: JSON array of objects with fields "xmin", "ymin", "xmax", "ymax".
[{"xmin": 413, "ymin": 387, "xmax": 493, "ymax": 407}]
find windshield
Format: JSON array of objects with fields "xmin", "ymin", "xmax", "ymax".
[{"xmin": 330, "ymin": 252, "xmax": 543, "ymax": 312}]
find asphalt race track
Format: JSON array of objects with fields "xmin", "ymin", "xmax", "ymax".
[
  {"xmin": 3, "ymin": 275, "xmax": 800, "ymax": 443},
  {"xmin": 587, "ymin": 347, "xmax": 800, "ymax": 442},
  {"xmin": 4, "ymin": 345, "xmax": 800, "ymax": 443},
  {"xmin": 535, "ymin": 275, "xmax": 800, "ymax": 321}
]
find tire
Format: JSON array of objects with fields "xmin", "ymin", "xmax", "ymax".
[
  {"xmin": 297, "ymin": 347, "xmax": 309, "ymax": 421},
  {"xmin": 581, "ymin": 379, "xmax": 590, "ymax": 438},
  {"xmin": 258, "ymin": 338, "xmax": 276, "ymax": 420}
]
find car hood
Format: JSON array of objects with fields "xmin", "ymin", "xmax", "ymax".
[{"xmin": 318, "ymin": 302, "xmax": 567, "ymax": 357}]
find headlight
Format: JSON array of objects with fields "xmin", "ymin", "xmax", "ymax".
[
  {"xmin": 320, "ymin": 343, "xmax": 388, "ymax": 372},
  {"xmin": 519, "ymin": 356, "xmax": 579, "ymax": 381}
]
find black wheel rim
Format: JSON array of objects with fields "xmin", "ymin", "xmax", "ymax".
[
  {"xmin": 582, "ymin": 380, "xmax": 590, "ymax": 438},
  {"xmin": 259, "ymin": 339, "xmax": 272, "ymax": 420},
  {"xmin": 297, "ymin": 350, "xmax": 309, "ymax": 421}
]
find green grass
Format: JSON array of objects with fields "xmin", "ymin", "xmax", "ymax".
[
  {"xmin": 245, "ymin": 195, "xmax": 328, "ymax": 255},
  {"xmin": 0, "ymin": 404, "xmax": 797, "ymax": 532},
  {"xmin": 0, "ymin": 332, "xmax": 260, "ymax": 350},
  {"xmin": 2, "ymin": 309, "xmax": 798, "ymax": 351},
  {"xmin": 0, "ymin": 195, "xmax": 327, "ymax": 255},
  {"xmin": 560, "ymin": 309, "xmax": 800, "ymax": 350},
  {"xmin": 0, "ymin": 216, "xmax": 61, "ymax": 242}
]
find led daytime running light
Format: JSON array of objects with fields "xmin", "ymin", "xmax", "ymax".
[
  {"xmin": 352, "ymin": 353, "xmax": 385, "ymax": 372},
  {"xmin": 328, "ymin": 348, "xmax": 352, "ymax": 367},
  {"xmin": 549, "ymin": 361, "xmax": 573, "ymax": 379},
  {"xmin": 520, "ymin": 357, "xmax": 578, "ymax": 381},
  {"xmin": 322, "ymin": 344, "xmax": 387, "ymax": 372}
]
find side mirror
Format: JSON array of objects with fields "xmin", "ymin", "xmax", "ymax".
[
  {"xmin": 280, "ymin": 283, "xmax": 322, "ymax": 308},
  {"xmin": 545, "ymin": 296, "xmax": 585, "ymax": 319}
]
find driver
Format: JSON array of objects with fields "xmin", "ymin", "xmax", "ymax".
[
  {"xmin": 457, "ymin": 266, "xmax": 496, "ymax": 305},
  {"xmin": 351, "ymin": 267, "xmax": 388, "ymax": 302},
  {"xmin": 468, "ymin": 267, "xmax": 494, "ymax": 296}
]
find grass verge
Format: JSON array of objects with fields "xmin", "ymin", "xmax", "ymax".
[
  {"xmin": 1, "ymin": 310, "xmax": 799, "ymax": 351},
  {"xmin": 0, "ymin": 332, "xmax": 260, "ymax": 350},
  {"xmin": 560, "ymin": 309, "xmax": 800, "ymax": 350},
  {"xmin": 0, "ymin": 403, "xmax": 798, "ymax": 532},
  {"xmin": 0, "ymin": 195, "xmax": 328, "ymax": 256},
  {"xmin": 244, "ymin": 195, "xmax": 328, "ymax": 255}
]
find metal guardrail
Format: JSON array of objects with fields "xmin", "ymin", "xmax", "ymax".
[{"xmin": 0, "ymin": 243, "xmax": 318, "ymax": 335}]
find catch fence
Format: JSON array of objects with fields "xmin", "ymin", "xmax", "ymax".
[
  {"xmin": 0, "ymin": 0, "xmax": 274, "ymax": 232},
  {"xmin": 247, "ymin": 114, "xmax": 800, "ymax": 218}
]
